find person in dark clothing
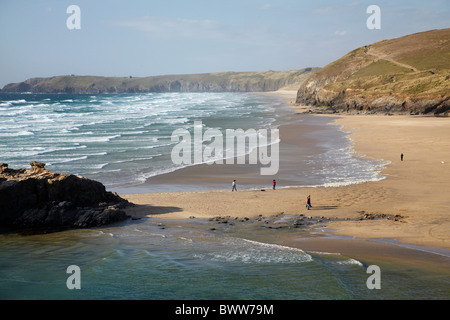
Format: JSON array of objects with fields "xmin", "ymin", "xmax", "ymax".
[
  {"xmin": 401, "ymin": 153, "xmax": 404, "ymax": 161},
  {"xmin": 306, "ymin": 195, "xmax": 311, "ymax": 210},
  {"xmin": 232, "ymin": 180, "xmax": 237, "ymax": 191}
]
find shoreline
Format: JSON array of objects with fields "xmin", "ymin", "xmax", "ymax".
[{"xmin": 121, "ymin": 90, "xmax": 450, "ymax": 255}]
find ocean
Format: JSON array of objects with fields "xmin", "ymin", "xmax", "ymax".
[
  {"xmin": 0, "ymin": 92, "xmax": 386, "ymax": 192},
  {"xmin": 0, "ymin": 216, "xmax": 449, "ymax": 300},
  {"xmin": 0, "ymin": 92, "xmax": 449, "ymax": 300}
]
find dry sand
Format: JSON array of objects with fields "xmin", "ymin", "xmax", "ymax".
[{"xmin": 122, "ymin": 90, "xmax": 450, "ymax": 252}]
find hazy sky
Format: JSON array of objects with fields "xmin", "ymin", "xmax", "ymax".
[{"xmin": 0, "ymin": 0, "xmax": 449, "ymax": 87}]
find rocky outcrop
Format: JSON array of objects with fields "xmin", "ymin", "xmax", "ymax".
[
  {"xmin": 0, "ymin": 162, "xmax": 130, "ymax": 233},
  {"xmin": 298, "ymin": 88, "xmax": 450, "ymax": 115},
  {"xmin": 296, "ymin": 29, "xmax": 450, "ymax": 115}
]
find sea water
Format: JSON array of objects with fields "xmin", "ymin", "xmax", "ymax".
[
  {"xmin": 0, "ymin": 92, "xmax": 386, "ymax": 192},
  {"xmin": 0, "ymin": 92, "xmax": 448, "ymax": 300},
  {"xmin": 0, "ymin": 92, "xmax": 283, "ymax": 191},
  {"xmin": 0, "ymin": 217, "xmax": 449, "ymax": 300}
]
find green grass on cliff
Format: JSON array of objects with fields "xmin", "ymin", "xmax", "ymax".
[
  {"xmin": 350, "ymin": 60, "xmax": 413, "ymax": 78},
  {"xmin": 301, "ymin": 28, "xmax": 450, "ymax": 100}
]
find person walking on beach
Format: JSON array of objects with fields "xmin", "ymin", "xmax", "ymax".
[
  {"xmin": 232, "ymin": 180, "xmax": 237, "ymax": 192},
  {"xmin": 272, "ymin": 179, "xmax": 276, "ymax": 190},
  {"xmin": 306, "ymin": 195, "xmax": 312, "ymax": 210},
  {"xmin": 401, "ymin": 153, "xmax": 404, "ymax": 161}
]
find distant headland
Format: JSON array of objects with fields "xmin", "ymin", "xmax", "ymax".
[{"xmin": 1, "ymin": 69, "xmax": 318, "ymax": 94}]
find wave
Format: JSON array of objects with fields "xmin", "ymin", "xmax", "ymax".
[
  {"xmin": 121, "ymin": 130, "xmax": 149, "ymax": 136},
  {"xmin": 13, "ymin": 99, "xmax": 27, "ymax": 104},
  {"xmin": 0, "ymin": 130, "xmax": 34, "ymax": 137},
  {"xmin": 336, "ymin": 258, "xmax": 364, "ymax": 267},
  {"xmin": 194, "ymin": 237, "xmax": 313, "ymax": 264},
  {"xmin": 0, "ymin": 124, "xmax": 29, "ymax": 131},
  {"xmin": 319, "ymin": 176, "xmax": 386, "ymax": 188},
  {"xmin": 308, "ymin": 250, "xmax": 365, "ymax": 267},
  {"xmin": 48, "ymin": 156, "xmax": 88, "ymax": 165},
  {"xmin": 39, "ymin": 145, "xmax": 88, "ymax": 155},
  {"xmin": 110, "ymin": 156, "xmax": 156, "ymax": 165},
  {"xmin": 138, "ymin": 143, "xmax": 175, "ymax": 150},
  {"xmin": 42, "ymin": 135, "xmax": 121, "ymax": 144},
  {"xmin": 0, "ymin": 99, "xmax": 28, "ymax": 106},
  {"xmin": 0, "ymin": 107, "xmax": 35, "ymax": 116},
  {"xmin": 85, "ymin": 151, "xmax": 108, "ymax": 156},
  {"xmin": 85, "ymin": 163, "xmax": 109, "ymax": 170},
  {"xmin": 1, "ymin": 145, "xmax": 88, "ymax": 159}
]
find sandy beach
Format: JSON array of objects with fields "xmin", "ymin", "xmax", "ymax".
[{"xmin": 122, "ymin": 90, "xmax": 450, "ymax": 253}]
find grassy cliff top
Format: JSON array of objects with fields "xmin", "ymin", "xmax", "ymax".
[{"xmin": 299, "ymin": 28, "xmax": 450, "ymax": 100}]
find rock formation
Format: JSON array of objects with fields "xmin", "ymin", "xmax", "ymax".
[{"xmin": 0, "ymin": 162, "xmax": 130, "ymax": 233}]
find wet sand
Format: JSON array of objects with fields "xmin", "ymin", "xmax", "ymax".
[{"xmin": 121, "ymin": 113, "xmax": 335, "ymax": 193}]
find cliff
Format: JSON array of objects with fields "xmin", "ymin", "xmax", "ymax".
[
  {"xmin": 2, "ymin": 69, "xmax": 318, "ymax": 94},
  {"xmin": 296, "ymin": 29, "xmax": 450, "ymax": 115},
  {"xmin": 0, "ymin": 162, "xmax": 130, "ymax": 233}
]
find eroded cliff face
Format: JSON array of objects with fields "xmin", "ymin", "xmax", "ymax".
[
  {"xmin": 296, "ymin": 29, "xmax": 450, "ymax": 115},
  {"xmin": 297, "ymin": 81, "xmax": 450, "ymax": 115},
  {"xmin": 0, "ymin": 162, "xmax": 130, "ymax": 233}
]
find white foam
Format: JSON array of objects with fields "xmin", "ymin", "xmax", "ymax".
[
  {"xmin": 307, "ymin": 251, "xmax": 364, "ymax": 267},
  {"xmin": 42, "ymin": 135, "xmax": 121, "ymax": 144},
  {"xmin": 39, "ymin": 145, "xmax": 88, "ymax": 155},
  {"xmin": 0, "ymin": 130, "xmax": 34, "ymax": 137},
  {"xmin": 12, "ymin": 99, "xmax": 27, "ymax": 104},
  {"xmin": 0, "ymin": 99, "xmax": 28, "ymax": 106},
  {"xmin": 84, "ymin": 163, "xmax": 109, "ymax": 170},
  {"xmin": 48, "ymin": 156, "xmax": 88, "ymax": 165},
  {"xmin": 196, "ymin": 238, "xmax": 313, "ymax": 264},
  {"xmin": 110, "ymin": 156, "xmax": 155, "ymax": 165},
  {"xmin": 337, "ymin": 258, "xmax": 364, "ymax": 267}
]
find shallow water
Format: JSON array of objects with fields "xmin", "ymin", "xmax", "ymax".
[{"xmin": 0, "ymin": 217, "xmax": 448, "ymax": 300}]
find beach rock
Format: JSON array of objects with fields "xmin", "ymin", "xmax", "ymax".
[
  {"xmin": 0, "ymin": 163, "xmax": 8, "ymax": 173},
  {"xmin": 0, "ymin": 162, "xmax": 130, "ymax": 233}
]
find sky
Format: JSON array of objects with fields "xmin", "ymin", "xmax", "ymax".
[{"xmin": 0, "ymin": 0, "xmax": 449, "ymax": 87}]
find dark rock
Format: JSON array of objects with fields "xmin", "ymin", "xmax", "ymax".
[
  {"xmin": 0, "ymin": 163, "xmax": 8, "ymax": 173},
  {"xmin": 0, "ymin": 162, "xmax": 130, "ymax": 233}
]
